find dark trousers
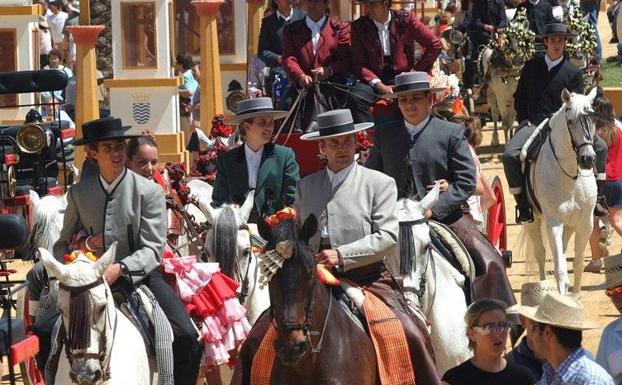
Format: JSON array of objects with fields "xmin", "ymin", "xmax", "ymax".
[
  {"xmin": 28, "ymin": 264, "xmax": 201, "ymax": 385},
  {"xmin": 347, "ymin": 82, "xmax": 379, "ymax": 124},
  {"xmin": 502, "ymin": 123, "xmax": 608, "ymax": 194}
]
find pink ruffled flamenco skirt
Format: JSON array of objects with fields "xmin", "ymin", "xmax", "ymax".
[{"xmin": 162, "ymin": 248, "xmax": 251, "ymax": 370}]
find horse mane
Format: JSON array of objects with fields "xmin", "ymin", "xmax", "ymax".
[
  {"xmin": 213, "ymin": 206, "xmax": 240, "ymax": 278},
  {"xmin": 25, "ymin": 194, "xmax": 66, "ymax": 259}
]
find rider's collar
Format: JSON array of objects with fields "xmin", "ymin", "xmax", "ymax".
[
  {"xmin": 544, "ymin": 54, "xmax": 563, "ymax": 71},
  {"xmin": 404, "ymin": 114, "xmax": 431, "ymax": 136}
]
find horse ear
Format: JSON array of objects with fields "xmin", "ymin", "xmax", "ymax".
[
  {"xmin": 299, "ymin": 214, "xmax": 318, "ymax": 244},
  {"xmin": 257, "ymin": 218, "xmax": 272, "ymax": 242},
  {"xmin": 39, "ymin": 247, "xmax": 67, "ymax": 280},
  {"xmin": 561, "ymin": 88, "xmax": 572, "ymax": 104},
  {"xmin": 94, "ymin": 242, "xmax": 117, "ymax": 278},
  {"xmin": 239, "ymin": 190, "xmax": 255, "ymax": 221},
  {"xmin": 420, "ymin": 181, "xmax": 441, "ymax": 211},
  {"xmin": 586, "ymin": 86, "xmax": 598, "ymax": 102},
  {"xmin": 195, "ymin": 194, "xmax": 219, "ymax": 224}
]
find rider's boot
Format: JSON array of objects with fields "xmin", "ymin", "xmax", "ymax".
[
  {"xmin": 594, "ymin": 181, "xmax": 609, "ymax": 217},
  {"xmin": 514, "ymin": 193, "xmax": 534, "ymax": 224}
]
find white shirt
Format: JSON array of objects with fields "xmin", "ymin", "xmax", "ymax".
[
  {"xmin": 544, "ymin": 54, "xmax": 563, "ymax": 71},
  {"xmin": 245, "ymin": 144, "xmax": 264, "ymax": 189},
  {"xmin": 404, "ymin": 115, "xmax": 431, "ymax": 137},
  {"xmin": 528, "ymin": 0, "xmax": 539, "ymax": 5},
  {"xmin": 99, "ymin": 169, "xmax": 126, "ymax": 194},
  {"xmin": 47, "ymin": 11, "xmax": 68, "ymax": 44},
  {"xmin": 39, "ymin": 29, "xmax": 52, "ymax": 55},
  {"xmin": 373, "ymin": 12, "xmax": 392, "ymax": 57},
  {"xmin": 277, "ymin": 9, "xmax": 292, "ymax": 22},
  {"xmin": 321, "ymin": 161, "xmax": 356, "ymax": 237},
  {"xmin": 306, "ymin": 15, "xmax": 327, "ymax": 54}
]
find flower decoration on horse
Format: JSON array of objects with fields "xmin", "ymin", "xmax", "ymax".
[
  {"xmin": 190, "ymin": 114, "xmax": 234, "ymax": 183},
  {"xmin": 63, "ymin": 250, "xmax": 98, "ymax": 264},
  {"xmin": 565, "ymin": 7, "xmax": 597, "ymax": 65},
  {"xmin": 486, "ymin": 8, "xmax": 536, "ymax": 83}
]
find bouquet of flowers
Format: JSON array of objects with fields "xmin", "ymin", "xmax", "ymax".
[
  {"xmin": 429, "ymin": 62, "xmax": 460, "ymax": 105},
  {"xmin": 190, "ymin": 114, "xmax": 234, "ymax": 183},
  {"xmin": 487, "ymin": 8, "xmax": 535, "ymax": 75},
  {"xmin": 166, "ymin": 162, "xmax": 192, "ymax": 205}
]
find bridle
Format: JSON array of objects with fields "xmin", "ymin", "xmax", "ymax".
[
  {"xmin": 58, "ymin": 278, "xmax": 117, "ymax": 382},
  {"xmin": 271, "ymin": 273, "xmax": 332, "ymax": 355},
  {"xmin": 548, "ymin": 107, "xmax": 595, "ymax": 180}
]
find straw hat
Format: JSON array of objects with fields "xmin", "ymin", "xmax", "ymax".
[
  {"xmin": 592, "ymin": 254, "xmax": 622, "ymax": 290},
  {"xmin": 507, "ymin": 280, "xmax": 558, "ymax": 314},
  {"xmin": 38, "ymin": 15, "xmax": 49, "ymax": 29},
  {"xmin": 515, "ymin": 292, "xmax": 597, "ymax": 330},
  {"xmin": 225, "ymin": 97, "xmax": 288, "ymax": 125},
  {"xmin": 299, "ymin": 109, "xmax": 374, "ymax": 141},
  {"xmin": 383, "ymin": 71, "xmax": 446, "ymax": 99}
]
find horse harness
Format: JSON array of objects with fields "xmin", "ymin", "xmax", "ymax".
[
  {"xmin": 548, "ymin": 108, "xmax": 595, "ymax": 180},
  {"xmin": 272, "ymin": 277, "xmax": 333, "ymax": 354},
  {"xmin": 58, "ymin": 278, "xmax": 118, "ymax": 382}
]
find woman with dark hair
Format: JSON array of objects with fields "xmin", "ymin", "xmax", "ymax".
[
  {"xmin": 212, "ymin": 98, "xmax": 299, "ymax": 221},
  {"xmin": 586, "ymin": 88, "xmax": 622, "ymax": 272},
  {"xmin": 175, "ymin": 52, "xmax": 198, "ymax": 147},
  {"xmin": 442, "ymin": 299, "xmax": 535, "ymax": 385},
  {"xmin": 126, "ymin": 134, "xmax": 168, "ymax": 190},
  {"xmin": 42, "ymin": 48, "xmax": 73, "ymax": 103}
]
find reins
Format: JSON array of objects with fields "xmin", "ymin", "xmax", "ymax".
[{"xmin": 548, "ymin": 111, "xmax": 595, "ymax": 180}]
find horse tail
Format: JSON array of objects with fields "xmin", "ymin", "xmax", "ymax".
[
  {"xmin": 213, "ymin": 206, "xmax": 239, "ymax": 279},
  {"xmin": 24, "ymin": 193, "xmax": 66, "ymax": 259},
  {"xmin": 514, "ymin": 218, "xmax": 546, "ymax": 281}
]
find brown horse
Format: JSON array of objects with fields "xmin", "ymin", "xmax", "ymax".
[{"xmin": 234, "ymin": 216, "xmax": 377, "ymax": 385}]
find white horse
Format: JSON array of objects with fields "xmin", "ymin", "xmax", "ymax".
[
  {"xmin": 386, "ymin": 184, "xmax": 472, "ymax": 376},
  {"xmin": 194, "ymin": 191, "xmax": 270, "ymax": 324},
  {"xmin": 39, "ymin": 243, "xmax": 153, "ymax": 385},
  {"xmin": 518, "ymin": 88, "xmax": 598, "ymax": 294},
  {"xmin": 26, "ymin": 190, "xmax": 66, "ymax": 252}
]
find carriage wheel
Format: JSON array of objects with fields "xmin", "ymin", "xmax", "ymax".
[
  {"xmin": 15, "ymin": 287, "xmax": 45, "ymax": 385},
  {"xmin": 486, "ymin": 175, "xmax": 507, "ymax": 252}
]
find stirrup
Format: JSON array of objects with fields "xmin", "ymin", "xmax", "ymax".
[{"xmin": 515, "ymin": 205, "xmax": 534, "ymax": 224}]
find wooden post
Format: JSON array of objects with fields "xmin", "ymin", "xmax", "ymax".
[
  {"xmin": 79, "ymin": 0, "xmax": 90, "ymax": 25},
  {"xmin": 247, "ymin": 0, "xmax": 264, "ymax": 70},
  {"xmin": 192, "ymin": 0, "xmax": 225, "ymax": 135},
  {"xmin": 66, "ymin": 25, "xmax": 104, "ymax": 164}
]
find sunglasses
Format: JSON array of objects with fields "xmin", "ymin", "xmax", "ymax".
[
  {"xmin": 605, "ymin": 286, "xmax": 622, "ymax": 297},
  {"xmin": 472, "ymin": 322, "xmax": 510, "ymax": 336}
]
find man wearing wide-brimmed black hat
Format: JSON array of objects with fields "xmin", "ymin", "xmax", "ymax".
[
  {"xmin": 28, "ymin": 117, "xmax": 201, "ymax": 384},
  {"xmin": 503, "ymin": 23, "xmax": 609, "ymax": 224}
]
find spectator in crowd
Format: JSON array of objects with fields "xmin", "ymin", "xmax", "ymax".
[
  {"xmin": 248, "ymin": 55, "xmax": 269, "ymax": 97},
  {"xmin": 442, "ymin": 299, "xmax": 536, "ymax": 385},
  {"xmin": 470, "ymin": 0, "xmax": 507, "ymax": 55},
  {"xmin": 606, "ymin": 0, "xmax": 619, "ymax": 43},
  {"xmin": 39, "ymin": 15, "xmax": 52, "ymax": 68},
  {"xmin": 175, "ymin": 53, "xmax": 198, "ymax": 146},
  {"xmin": 42, "ymin": 48, "xmax": 73, "ymax": 104},
  {"xmin": 62, "ymin": 0, "xmax": 80, "ymax": 67},
  {"xmin": 515, "ymin": 293, "xmax": 615, "ymax": 385},
  {"xmin": 46, "ymin": 0, "xmax": 68, "ymax": 50},
  {"xmin": 506, "ymin": 281, "xmax": 557, "ymax": 381},
  {"xmin": 457, "ymin": 0, "xmax": 478, "ymax": 87},
  {"xmin": 463, "ymin": 116, "xmax": 496, "ymax": 230},
  {"xmin": 580, "ymin": 0, "xmax": 602, "ymax": 62},
  {"xmin": 586, "ymin": 89, "xmax": 622, "ymax": 272},
  {"xmin": 257, "ymin": 0, "xmax": 305, "ymax": 98},
  {"xmin": 596, "ymin": 254, "xmax": 622, "ymax": 385},
  {"xmin": 191, "ymin": 62, "xmax": 201, "ymax": 128}
]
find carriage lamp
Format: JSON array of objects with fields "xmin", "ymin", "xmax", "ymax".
[{"xmin": 15, "ymin": 123, "xmax": 53, "ymax": 196}]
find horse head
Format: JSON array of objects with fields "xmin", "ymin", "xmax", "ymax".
[
  {"xmin": 39, "ymin": 243, "xmax": 117, "ymax": 385},
  {"xmin": 395, "ymin": 184, "xmax": 440, "ymax": 307},
  {"xmin": 200, "ymin": 191, "xmax": 254, "ymax": 280},
  {"xmin": 258, "ymin": 215, "xmax": 319, "ymax": 365},
  {"xmin": 552, "ymin": 87, "xmax": 598, "ymax": 170}
]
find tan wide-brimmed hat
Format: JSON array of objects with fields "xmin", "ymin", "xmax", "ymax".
[
  {"xmin": 514, "ymin": 292, "xmax": 597, "ymax": 330},
  {"xmin": 592, "ymin": 254, "xmax": 622, "ymax": 290},
  {"xmin": 507, "ymin": 280, "xmax": 558, "ymax": 314}
]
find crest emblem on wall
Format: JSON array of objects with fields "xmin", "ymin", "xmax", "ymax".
[{"xmin": 132, "ymin": 93, "xmax": 151, "ymax": 125}]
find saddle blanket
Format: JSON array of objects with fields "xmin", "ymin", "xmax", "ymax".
[{"xmin": 250, "ymin": 289, "xmax": 415, "ymax": 385}]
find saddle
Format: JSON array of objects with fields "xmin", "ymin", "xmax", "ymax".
[
  {"xmin": 520, "ymin": 119, "xmax": 552, "ymax": 214},
  {"xmin": 428, "ymin": 221, "xmax": 476, "ymax": 303}
]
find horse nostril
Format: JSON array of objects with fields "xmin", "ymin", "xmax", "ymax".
[{"xmin": 93, "ymin": 369, "xmax": 102, "ymax": 381}]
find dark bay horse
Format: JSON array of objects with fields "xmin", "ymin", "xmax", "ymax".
[{"xmin": 234, "ymin": 216, "xmax": 377, "ymax": 385}]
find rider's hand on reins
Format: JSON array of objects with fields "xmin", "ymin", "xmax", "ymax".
[
  {"xmin": 374, "ymin": 82, "xmax": 394, "ymax": 95},
  {"xmin": 316, "ymin": 249, "xmax": 340, "ymax": 268},
  {"xmin": 299, "ymin": 74, "xmax": 314, "ymax": 88},
  {"xmin": 427, "ymin": 179, "xmax": 449, "ymax": 193},
  {"xmin": 104, "ymin": 263, "xmax": 123, "ymax": 285},
  {"xmin": 311, "ymin": 66, "xmax": 332, "ymax": 81}
]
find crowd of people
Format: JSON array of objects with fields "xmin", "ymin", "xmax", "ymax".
[{"xmin": 21, "ymin": 0, "xmax": 622, "ymax": 384}]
